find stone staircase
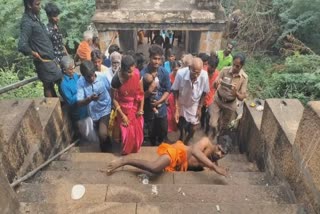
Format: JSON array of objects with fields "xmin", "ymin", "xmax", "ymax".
[{"xmin": 17, "ymin": 144, "xmax": 306, "ymax": 214}]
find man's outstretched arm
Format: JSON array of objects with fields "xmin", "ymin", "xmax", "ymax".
[{"xmin": 191, "ymin": 138, "xmax": 228, "ymax": 177}]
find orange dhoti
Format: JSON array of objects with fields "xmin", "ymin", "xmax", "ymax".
[{"xmin": 157, "ymin": 141, "xmax": 188, "ymax": 172}]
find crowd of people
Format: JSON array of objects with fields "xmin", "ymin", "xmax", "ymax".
[{"xmin": 18, "ymin": 0, "xmax": 248, "ymax": 175}]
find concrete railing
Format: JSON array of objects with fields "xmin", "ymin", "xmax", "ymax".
[
  {"xmin": 239, "ymin": 99, "xmax": 320, "ymax": 213},
  {"xmin": 0, "ymin": 76, "xmax": 38, "ymax": 95}
]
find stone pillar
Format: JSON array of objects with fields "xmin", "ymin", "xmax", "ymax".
[
  {"xmin": 96, "ymin": 0, "xmax": 119, "ymax": 10},
  {"xmin": 118, "ymin": 30, "xmax": 135, "ymax": 52},
  {"xmin": 199, "ymin": 31, "xmax": 223, "ymax": 54}
]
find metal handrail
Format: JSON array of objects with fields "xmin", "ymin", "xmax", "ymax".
[{"xmin": 0, "ymin": 76, "xmax": 38, "ymax": 95}]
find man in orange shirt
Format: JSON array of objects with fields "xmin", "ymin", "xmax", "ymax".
[
  {"xmin": 201, "ymin": 56, "xmax": 220, "ymax": 135},
  {"xmin": 75, "ymin": 31, "xmax": 93, "ymax": 62}
]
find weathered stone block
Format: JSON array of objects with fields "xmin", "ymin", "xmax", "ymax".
[
  {"xmin": 198, "ymin": 31, "xmax": 222, "ymax": 53},
  {"xmin": 260, "ymin": 99, "xmax": 303, "ymax": 178},
  {"xmin": 294, "ymin": 101, "xmax": 320, "ymax": 212},
  {"xmin": 0, "ymin": 98, "xmax": 72, "ymax": 184},
  {"xmin": 196, "ymin": 0, "xmax": 220, "ymax": 10},
  {"xmin": 96, "ymin": 0, "xmax": 119, "ymax": 9},
  {"xmin": 0, "ymin": 99, "xmax": 42, "ymax": 182},
  {"xmin": 238, "ymin": 101, "xmax": 264, "ymax": 170},
  {"xmin": 0, "ymin": 168, "xmax": 19, "ymax": 214}
]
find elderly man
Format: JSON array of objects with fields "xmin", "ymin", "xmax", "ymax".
[
  {"xmin": 75, "ymin": 31, "xmax": 93, "ymax": 62},
  {"xmin": 209, "ymin": 53, "xmax": 248, "ymax": 138},
  {"xmin": 59, "ymin": 56, "xmax": 88, "ymax": 137},
  {"xmin": 172, "ymin": 57, "xmax": 210, "ymax": 144}
]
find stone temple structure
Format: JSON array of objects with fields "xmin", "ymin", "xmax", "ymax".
[{"xmin": 92, "ymin": 0, "xmax": 226, "ymax": 54}]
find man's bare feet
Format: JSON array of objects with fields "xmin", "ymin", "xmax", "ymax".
[{"xmin": 106, "ymin": 158, "xmax": 125, "ymax": 176}]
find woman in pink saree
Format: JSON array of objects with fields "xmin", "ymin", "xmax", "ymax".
[
  {"xmin": 111, "ymin": 55, "xmax": 144, "ymax": 155},
  {"xmin": 167, "ymin": 61, "xmax": 181, "ymax": 133}
]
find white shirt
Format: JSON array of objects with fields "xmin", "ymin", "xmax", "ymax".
[
  {"xmin": 97, "ymin": 65, "xmax": 114, "ymax": 85},
  {"xmin": 171, "ymin": 67, "xmax": 210, "ymax": 124}
]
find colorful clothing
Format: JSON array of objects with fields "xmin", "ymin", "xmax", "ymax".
[
  {"xmin": 47, "ymin": 23, "xmax": 65, "ymax": 62},
  {"xmin": 113, "ymin": 69, "xmax": 144, "ymax": 155},
  {"xmin": 59, "ymin": 73, "xmax": 87, "ymax": 121},
  {"xmin": 167, "ymin": 73, "xmax": 177, "ymax": 132},
  {"xmin": 157, "ymin": 141, "xmax": 188, "ymax": 172},
  {"xmin": 204, "ymin": 69, "xmax": 219, "ymax": 107},
  {"xmin": 216, "ymin": 50, "xmax": 233, "ymax": 71},
  {"xmin": 77, "ymin": 41, "xmax": 91, "ymax": 61},
  {"xmin": 77, "ymin": 73, "xmax": 112, "ymax": 121}
]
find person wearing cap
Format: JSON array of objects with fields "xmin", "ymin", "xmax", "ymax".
[
  {"xmin": 209, "ymin": 53, "xmax": 248, "ymax": 138},
  {"xmin": 107, "ymin": 136, "xmax": 230, "ymax": 176},
  {"xmin": 75, "ymin": 31, "xmax": 93, "ymax": 62}
]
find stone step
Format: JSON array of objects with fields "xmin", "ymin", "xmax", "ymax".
[
  {"xmin": 48, "ymin": 158, "xmax": 259, "ymax": 172},
  {"xmin": 32, "ymin": 170, "xmax": 267, "ymax": 185},
  {"xmin": 17, "ymin": 183, "xmax": 294, "ymax": 204},
  {"xmin": 60, "ymin": 151, "xmax": 250, "ymax": 164},
  {"xmin": 20, "ymin": 202, "xmax": 306, "ymax": 214}
]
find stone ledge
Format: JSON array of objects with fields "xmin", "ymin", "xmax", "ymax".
[{"xmin": 0, "ymin": 98, "xmax": 72, "ymax": 183}]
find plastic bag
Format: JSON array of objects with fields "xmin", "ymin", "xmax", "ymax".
[{"xmin": 77, "ymin": 117, "xmax": 99, "ymax": 143}]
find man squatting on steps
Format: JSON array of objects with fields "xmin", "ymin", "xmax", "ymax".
[{"xmin": 107, "ymin": 136, "xmax": 231, "ymax": 177}]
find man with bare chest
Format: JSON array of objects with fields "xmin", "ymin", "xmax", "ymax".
[{"xmin": 107, "ymin": 136, "xmax": 231, "ymax": 177}]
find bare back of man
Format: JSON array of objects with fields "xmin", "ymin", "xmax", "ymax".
[{"xmin": 107, "ymin": 137, "xmax": 229, "ymax": 177}]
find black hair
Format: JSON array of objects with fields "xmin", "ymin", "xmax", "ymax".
[
  {"xmin": 233, "ymin": 53, "xmax": 246, "ymax": 65},
  {"xmin": 207, "ymin": 55, "xmax": 219, "ymax": 69},
  {"xmin": 108, "ymin": 44, "xmax": 120, "ymax": 55},
  {"xmin": 80, "ymin": 60, "xmax": 95, "ymax": 77},
  {"xmin": 198, "ymin": 53, "xmax": 209, "ymax": 63},
  {"xmin": 134, "ymin": 52, "xmax": 145, "ymax": 71},
  {"xmin": 91, "ymin": 50, "xmax": 103, "ymax": 61},
  {"xmin": 149, "ymin": 44, "xmax": 163, "ymax": 58},
  {"xmin": 24, "ymin": 0, "xmax": 35, "ymax": 11},
  {"xmin": 44, "ymin": 2, "xmax": 60, "ymax": 17},
  {"xmin": 217, "ymin": 135, "xmax": 233, "ymax": 154},
  {"xmin": 170, "ymin": 60, "xmax": 181, "ymax": 71},
  {"xmin": 121, "ymin": 55, "xmax": 135, "ymax": 73}
]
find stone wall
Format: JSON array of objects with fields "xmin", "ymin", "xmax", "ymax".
[
  {"xmin": 0, "ymin": 168, "xmax": 19, "ymax": 214},
  {"xmin": 199, "ymin": 31, "xmax": 223, "ymax": 53},
  {"xmin": 195, "ymin": 0, "xmax": 220, "ymax": 10},
  {"xmin": 239, "ymin": 99, "xmax": 320, "ymax": 213},
  {"xmin": 96, "ymin": 0, "xmax": 119, "ymax": 10},
  {"xmin": 294, "ymin": 101, "xmax": 320, "ymax": 212},
  {"xmin": 0, "ymin": 98, "xmax": 73, "ymax": 183}
]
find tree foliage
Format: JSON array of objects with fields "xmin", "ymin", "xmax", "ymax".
[
  {"xmin": 0, "ymin": 0, "xmax": 95, "ymax": 98},
  {"xmin": 246, "ymin": 54, "xmax": 320, "ymax": 104},
  {"xmin": 223, "ymin": 0, "xmax": 320, "ymax": 54}
]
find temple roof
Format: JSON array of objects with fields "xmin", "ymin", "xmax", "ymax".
[{"xmin": 92, "ymin": 0, "xmax": 226, "ymax": 31}]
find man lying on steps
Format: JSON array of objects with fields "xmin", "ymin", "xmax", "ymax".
[{"xmin": 107, "ymin": 136, "xmax": 231, "ymax": 177}]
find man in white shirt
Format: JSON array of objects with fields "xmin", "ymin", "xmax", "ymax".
[{"xmin": 171, "ymin": 57, "xmax": 210, "ymax": 144}]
